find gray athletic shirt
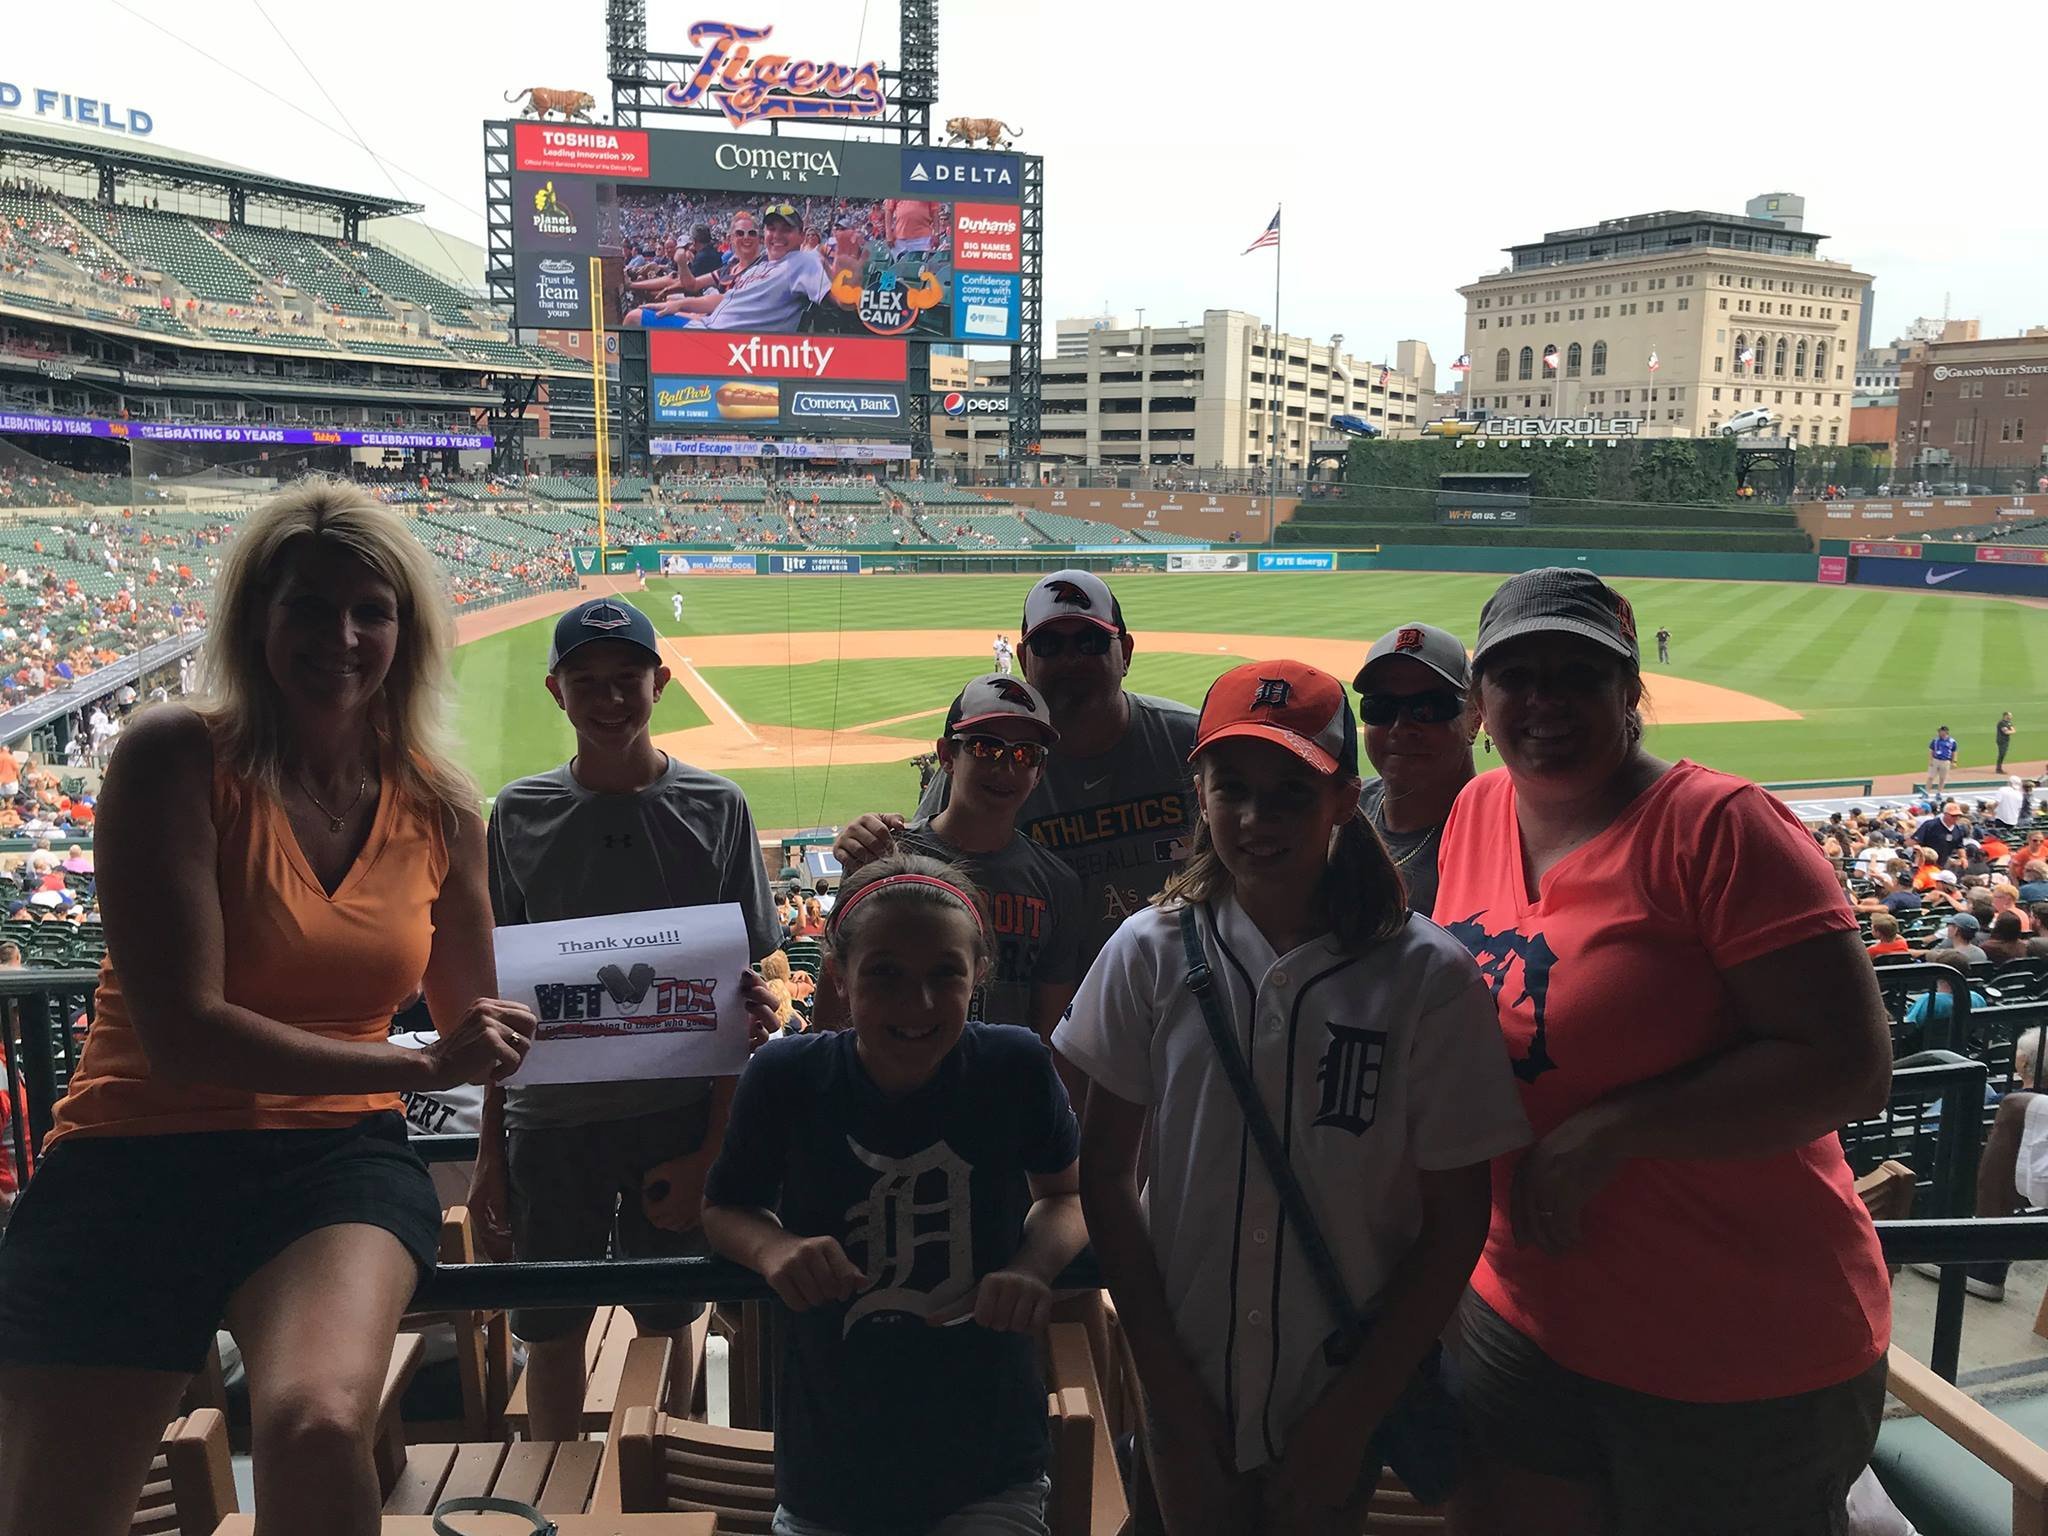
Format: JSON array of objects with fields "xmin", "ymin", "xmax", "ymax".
[
  {"xmin": 488, "ymin": 755, "xmax": 781, "ymax": 1130},
  {"xmin": 895, "ymin": 817, "xmax": 1084, "ymax": 1031},
  {"xmin": 1359, "ymin": 778, "xmax": 1447, "ymax": 921},
  {"xmin": 917, "ymin": 692, "xmax": 1197, "ymax": 967}
]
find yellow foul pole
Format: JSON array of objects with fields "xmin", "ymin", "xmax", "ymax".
[{"xmin": 589, "ymin": 255, "xmax": 610, "ymax": 555}]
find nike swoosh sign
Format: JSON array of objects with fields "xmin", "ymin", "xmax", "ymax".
[
  {"xmin": 1925, "ymin": 568, "xmax": 1967, "ymax": 585},
  {"xmin": 1082, "ymin": 775, "xmax": 1111, "ymax": 790}
]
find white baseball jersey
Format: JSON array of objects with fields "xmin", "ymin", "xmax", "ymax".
[{"xmin": 1054, "ymin": 895, "xmax": 1529, "ymax": 1472}]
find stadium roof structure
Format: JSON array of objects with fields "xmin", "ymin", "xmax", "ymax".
[{"xmin": 0, "ymin": 118, "xmax": 420, "ymax": 223}]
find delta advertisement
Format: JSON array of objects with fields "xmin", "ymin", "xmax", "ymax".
[
  {"xmin": 501, "ymin": 121, "xmax": 1026, "ymax": 355},
  {"xmin": 650, "ymin": 375, "xmax": 906, "ymax": 434}
]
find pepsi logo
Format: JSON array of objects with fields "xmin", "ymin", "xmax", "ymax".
[{"xmin": 942, "ymin": 392, "xmax": 967, "ymax": 416}]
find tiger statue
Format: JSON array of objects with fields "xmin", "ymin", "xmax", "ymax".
[
  {"xmin": 943, "ymin": 117, "xmax": 1022, "ymax": 149},
  {"xmin": 504, "ymin": 87, "xmax": 598, "ymax": 122}
]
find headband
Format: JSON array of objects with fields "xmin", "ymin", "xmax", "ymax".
[{"xmin": 827, "ymin": 873, "xmax": 985, "ymax": 936}]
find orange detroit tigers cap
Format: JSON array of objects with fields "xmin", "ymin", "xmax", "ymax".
[{"xmin": 1192, "ymin": 660, "xmax": 1358, "ymax": 778}]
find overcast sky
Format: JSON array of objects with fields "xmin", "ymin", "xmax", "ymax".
[{"xmin": 7, "ymin": 0, "xmax": 2043, "ymax": 369}]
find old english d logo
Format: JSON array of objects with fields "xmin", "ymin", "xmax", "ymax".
[
  {"xmin": 1251, "ymin": 677, "xmax": 1292, "ymax": 711},
  {"xmin": 1312, "ymin": 1023, "xmax": 1387, "ymax": 1136}
]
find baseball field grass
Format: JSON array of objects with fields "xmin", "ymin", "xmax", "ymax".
[{"xmin": 450, "ymin": 572, "xmax": 2048, "ymax": 829}]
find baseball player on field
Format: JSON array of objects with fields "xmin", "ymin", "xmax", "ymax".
[
  {"xmin": 1055, "ymin": 660, "xmax": 1529, "ymax": 1534},
  {"xmin": 992, "ymin": 633, "xmax": 1014, "ymax": 675}
]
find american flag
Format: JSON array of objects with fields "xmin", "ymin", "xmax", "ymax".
[
  {"xmin": 1243, "ymin": 209, "xmax": 1281, "ymax": 254},
  {"xmin": 1648, "ymin": 350, "xmax": 1661, "ymax": 372},
  {"xmin": 1452, "ymin": 353, "xmax": 1471, "ymax": 374},
  {"xmin": 1738, "ymin": 347, "xmax": 1755, "ymax": 370},
  {"xmin": 1543, "ymin": 345, "xmax": 1561, "ymax": 371},
  {"xmin": 1378, "ymin": 366, "xmax": 1390, "ymax": 386}
]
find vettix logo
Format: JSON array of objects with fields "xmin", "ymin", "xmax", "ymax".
[{"xmin": 648, "ymin": 330, "xmax": 908, "ymax": 382}]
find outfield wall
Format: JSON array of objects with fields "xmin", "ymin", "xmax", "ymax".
[
  {"xmin": 578, "ymin": 544, "xmax": 1824, "ymax": 583},
  {"xmin": 1328, "ymin": 546, "xmax": 1819, "ymax": 581},
  {"xmin": 1821, "ymin": 539, "xmax": 2048, "ymax": 597}
]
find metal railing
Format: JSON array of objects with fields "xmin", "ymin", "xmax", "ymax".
[{"xmin": 9, "ymin": 1001, "xmax": 2047, "ymax": 1386}]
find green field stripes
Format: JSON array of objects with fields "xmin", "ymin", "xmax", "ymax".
[{"xmin": 454, "ymin": 573, "xmax": 2048, "ymax": 823}]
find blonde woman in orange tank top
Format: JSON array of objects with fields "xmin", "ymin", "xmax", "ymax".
[{"xmin": 0, "ymin": 482, "xmax": 536, "ymax": 1536}]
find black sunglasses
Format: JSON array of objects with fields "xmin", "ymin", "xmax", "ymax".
[
  {"xmin": 1356, "ymin": 689, "xmax": 1466, "ymax": 727},
  {"xmin": 1025, "ymin": 627, "xmax": 1113, "ymax": 659},
  {"xmin": 949, "ymin": 734, "xmax": 1049, "ymax": 768}
]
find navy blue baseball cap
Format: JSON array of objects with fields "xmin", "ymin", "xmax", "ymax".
[{"xmin": 548, "ymin": 598, "xmax": 664, "ymax": 670}]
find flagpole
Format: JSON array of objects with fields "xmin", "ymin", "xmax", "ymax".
[{"xmin": 1269, "ymin": 202, "xmax": 1282, "ymax": 544}]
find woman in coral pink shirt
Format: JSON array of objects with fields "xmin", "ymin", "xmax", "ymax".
[{"xmin": 1434, "ymin": 569, "xmax": 1894, "ymax": 1536}]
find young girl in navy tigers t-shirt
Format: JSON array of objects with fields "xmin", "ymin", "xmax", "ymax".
[{"xmin": 704, "ymin": 854, "xmax": 1086, "ymax": 1536}]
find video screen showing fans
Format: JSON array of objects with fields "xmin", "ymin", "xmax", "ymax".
[{"xmin": 600, "ymin": 185, "xmax": 1021, "ymax": 344}]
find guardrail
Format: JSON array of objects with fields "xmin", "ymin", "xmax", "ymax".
[
  {"xmin": 6, "ymin": 1001, "xmax": 2036, "ymax": 1385},
  {"xmin": 1762, "ymin": 777, "xmax": 1875, "ymax": 796}
]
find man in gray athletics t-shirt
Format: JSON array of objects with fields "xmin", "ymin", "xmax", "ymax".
[{"xmin": 838, "ymin": 569, "xmax": 1197, "ymax": 968}]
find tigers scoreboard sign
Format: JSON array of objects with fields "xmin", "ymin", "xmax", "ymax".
[{"xmin": 499, "ymin": 118, "xmax": 1029, "ymax": 428}]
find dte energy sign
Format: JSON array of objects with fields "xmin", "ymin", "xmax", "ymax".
[{"xmin": 0, "ymin": 83, "xmax": 152, "ymax": 135}]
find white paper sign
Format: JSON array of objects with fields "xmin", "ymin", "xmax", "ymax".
[{"xmin": 496, "ymin": 903, "xmax": 751, "ymax": 1085}]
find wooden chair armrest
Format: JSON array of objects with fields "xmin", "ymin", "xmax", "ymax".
[
  {"xmin": 373, "ymin": 1332, "xmax": 428, "ymax": 1499},
  {"xmin": 439, "ymin": 1204, "xmax": 477, "ymax": 1264},
  {"xmin": 163, "ymin": 1406, "xmax": 237, "ymax": 1532},
  {"xmin": 1885, "ymin": 1343, "xmax": 2048, "ymax": 1503},
  {"xmin": 590, "ymin": 1334, "xmax": 677, "ymax": 1514},
  {"xmin": 1047, "ymin": 1386, "xmax": 1095, "ymax": 1536},
  {"xmin": 614, "ymin": 1405, "xmax": 661, "ymax": 1515}
]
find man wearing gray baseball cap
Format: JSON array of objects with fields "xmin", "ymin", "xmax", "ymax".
[{"xmin": 1351, "ymin": 622, "xmax": 1477, "ymax": 917}]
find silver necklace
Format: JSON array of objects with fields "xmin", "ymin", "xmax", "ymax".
[{"xmin": 299, "ymin": 768, "xmax": 368, "ymax": 833}]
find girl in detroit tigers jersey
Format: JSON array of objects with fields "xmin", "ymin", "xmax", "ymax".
[
  {"xmin": 1055, "ymin": 661, "xmax": 1529, "ymax": 1536},
  {"xmin": 703, "ymin": 854, "xmax": 1086, "ymax": 1536}
]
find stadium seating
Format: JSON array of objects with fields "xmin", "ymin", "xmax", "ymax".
[
  {"xmin": 885, "ymin": 480, "xmax": 984, "ymax": 506},
  {"xmin": 214, "ymin": 223, "xmax": 389, "ymax": 319},
  {"xmin": 331, "ymin": 241, "xmax": 477, "ymax": 326},
  {"xmin": 63, "ymin": 202, "xmax": 262, "ymax": 306},
  {"xmin": 912, "ymin": 511, "xmax": 1045, "ymax": 547},
  {"xmin": 1022, "ymin": 510, "xmax": 1152, "ymax": 545}
]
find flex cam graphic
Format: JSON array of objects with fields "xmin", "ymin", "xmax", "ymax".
[
  {"xmin": 828, "ymin": 251, "xmax": 945, "ymax": 338},
  {"xmin": 533, "ymin": 965, "xmax": 720, "ymax": 1040},
  {"xmin": 1441, "ymin": 912, "xmax": 1559, "ymax": 1082}
]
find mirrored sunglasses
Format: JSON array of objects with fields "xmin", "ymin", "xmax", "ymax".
[{"xmin": 949, "ymin": 734, "xmax": 1049, "ymax": 768}]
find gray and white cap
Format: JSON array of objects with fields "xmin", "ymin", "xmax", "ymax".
[
  {"xmin": 1354, "ymin": 622, "xmax": 1472, "ymax": 694},
  {"xmin": 945, "ymin": 674, "xmax": 1059, "ymax": 743},
  {"xmin": 1021, "ymin": 569, "xmax": 1125, "ymax": 637}
]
